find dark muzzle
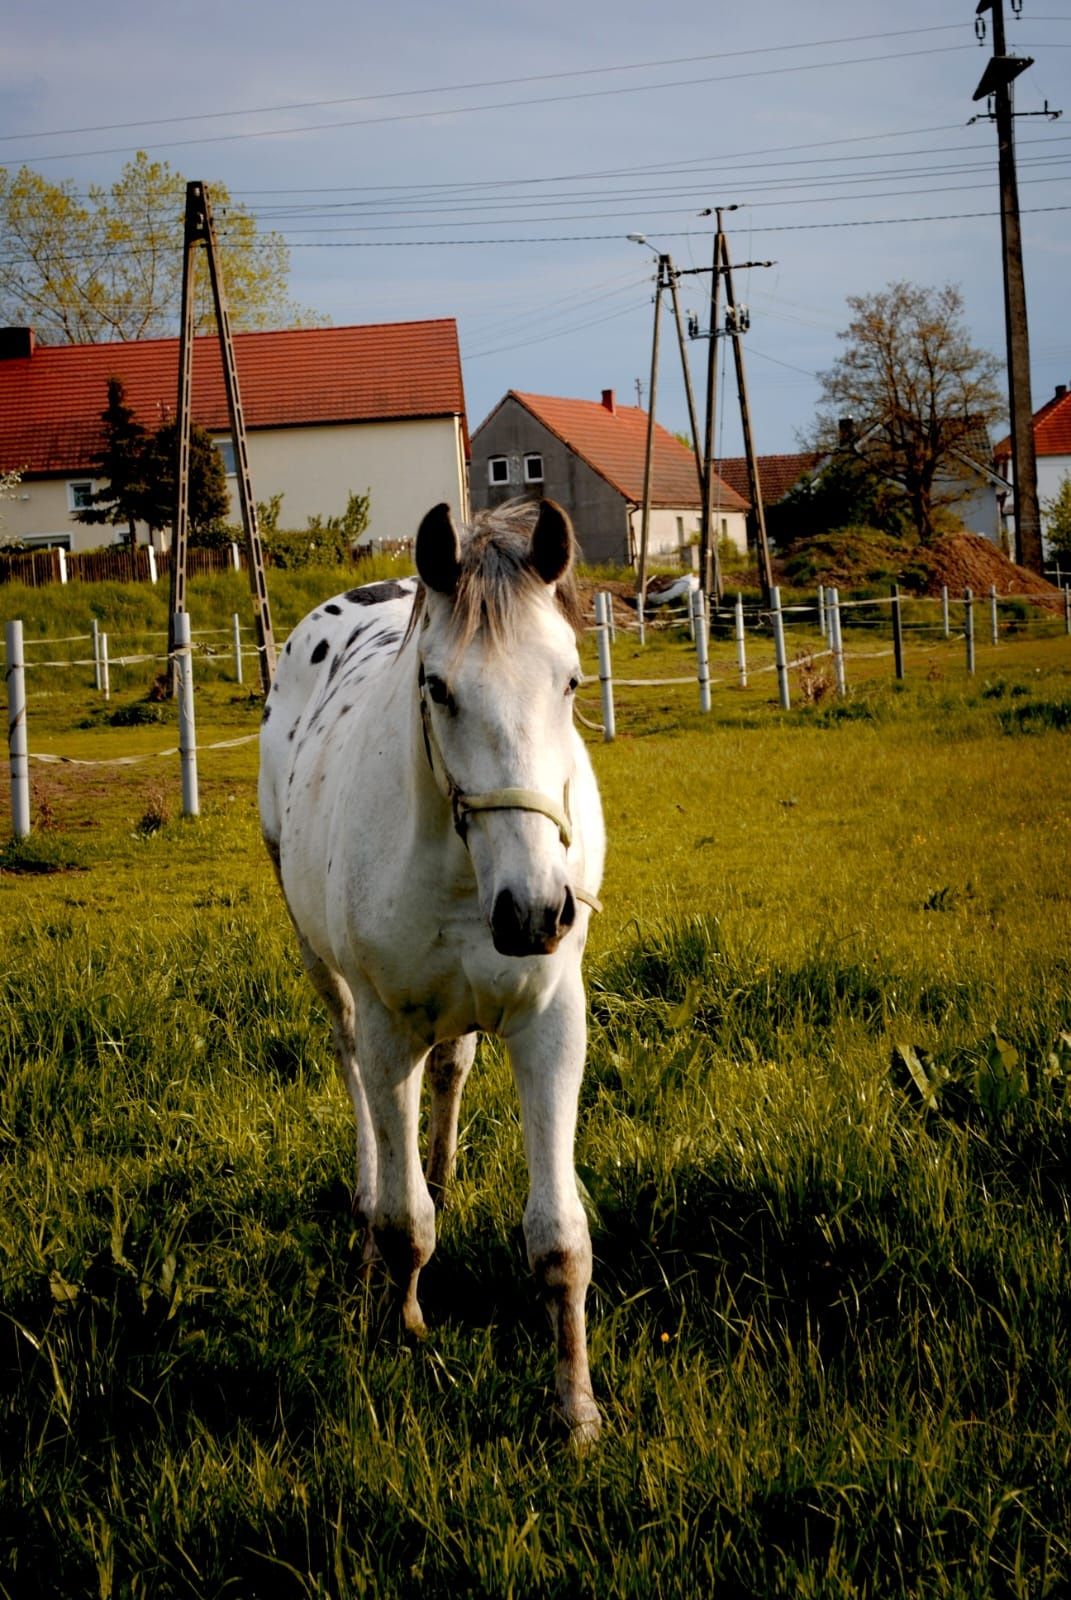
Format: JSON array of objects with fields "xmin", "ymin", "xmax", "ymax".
[{"xmin": 491, "ymin": 884, "xmax": 577, "ymax": 957}]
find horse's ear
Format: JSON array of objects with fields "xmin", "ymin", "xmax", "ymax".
[
  {"xmin": 416, "ymin": 503, "xmax": 462, "ymax": 595},
  {"xmin": 529, "ymin": 499, "xmax": 575, "ymax": 586}
]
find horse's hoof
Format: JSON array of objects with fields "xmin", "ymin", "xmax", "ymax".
[
  {"xmin": 563, "ymin": 1397, "xmax": 602, "ymax": 1451},
  {"xmin": 401, "ymin": 1294, "xmax": 428, "ymax": 1341}
]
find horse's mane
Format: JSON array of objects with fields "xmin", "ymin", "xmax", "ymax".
[{"xmin": 405, "ymin": 501, "xmax": 585, "ymax": 656}]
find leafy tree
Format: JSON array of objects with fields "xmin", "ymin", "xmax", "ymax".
[
  {"xmin": 768, "ymin": 451, "xmax": 912, "ymax": 548},
  {"xmin": 74, "ymin": 377, "xmax": 149, "ymax": 545},
  {"xmin": 1042, "ymin": 472, "xmax": 1071, "ymax": 559},
  {"xmin": 816, "ymin": 282, "xmax": 1004, "ymax": 542},
  {"xmin": 0, "ymin": 153, "xmax": 326, "ymax": 344},
  {"xmin": 139, "ymin": 421, "xmax": 230, "ymax": 541},
  {"xmin": 0, "ymin": 466, "xmax": 24, "ymax": 547}
]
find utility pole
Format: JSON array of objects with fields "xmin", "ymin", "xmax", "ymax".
[
  {"xmin": 167, "ymin": 181, "xmax": 277, "ymax": 694},
  {"xmin": 637, "ymin": 256, "xmax": 668, "ymax": 613},
  {"xmin": 973, "ymin": 0, "xmax": 1050, "ymax": 572},
  {"xmin": 699, "ymin": 210, "xmax": 729, "ymax": 603},
  {"xmin": 720, "ymin": 229, "xmax": 774, "ymax": 604}
]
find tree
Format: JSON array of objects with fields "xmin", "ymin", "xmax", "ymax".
[
  {"xmin": 1042, "ymin": 472, "xmax": 1071, "ymax": 560},
  {"xmin": 816, "ymin": 282, "xmax": 1004, "ymax": 542},
  {"xmin": 0, "ymin": 466, "xmax": 24, "ymax": 547},
  {"xmin": 139, "ymin": 421, "xmax": 230, "ymax": 541},
  {"xmin": 74, "ymin": 377, "xmax": 149, "ymax": 545},
  {"xmin": 769, "ymin": 450, "xmax": 912, "ymax": 548},
  {"xmin": 0, "ymin": 153, "xmax": 326, "ymax": 344}
]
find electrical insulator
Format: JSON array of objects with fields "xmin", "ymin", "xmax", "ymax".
[{"xmin": 687, "ymin": 314, "xmax": 700, "ymax": 340}]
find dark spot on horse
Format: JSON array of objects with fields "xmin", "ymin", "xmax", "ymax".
[
  {"xmin": 311, "ymin": 639, "xmax": 329, "ymax": 665},
  {"xmin": 345, "ymin": 624, "xmax": 366, "ymax": 650},
  {"xmin": 288, "ymin": 720, "xmax": 299, "ymax": 742},
  {"xmin": 285, "ymin": 639, "xmax": 292, "ymax": 655},
  {"xmin": 345, "ymin": 580, "xmax": 412, "ymax": 605},
  {"xmin": 261, "ymin": 703, "xmax": 272, "ymax": 724},
  {"xmin": 340, "ymin": 704, "xmax": 351, "ymax": 715},
  {"xmin": 324, "ymin": 602, "xmax": 342, "ymax": 615}
]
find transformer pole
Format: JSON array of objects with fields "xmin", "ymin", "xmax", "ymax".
[
  {"xmin": 637, "ymin": 256, "xmax": 667, "ymax": 615},
  {"xmin": 700, "ymin": 216, "xmax": 727, "ymax": 604},
  {"xmin": 720, "ymin": 229, "xmax": 774, "ymax": 605}
]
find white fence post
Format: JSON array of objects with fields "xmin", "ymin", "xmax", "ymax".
[
  {"xmin": 230, "ymin": 540, "xmax": 241, "ymax": 573},
  {"xmin": 174, "ymin": 612, "xmax": 200, "ymax": 816},
  {"xmin": 91, "ymin": 618, "xmax": 102, "ymax": 692},
  {"xmin": 688, "ymin": 587, "xmax": 696, "ymax": 642},
  {"xmin": 1065, "ymin": 584, "xmax": 1071, "ymax": 637},
  {"xmin": 818, "ymin": 583, "xmax": 827, "ymax": 639},
  {"xmin": 989, "ymin": 583, "xmax": 999, "ymax": 646},
  {"xmin": 965, "ymin": 588, "xmax": 975, "ymax": 676},
  {"xmin": 147, "ymin": 545, "xmax": 158, "ymax": 584},
  {"xmin": 735, "ymin": 593, "xmax": 748, "ymax": 688},
  {"xmin": 637, "ymin": 593, "xmax": 645, "ymax": 648},
  {"xmin": 771, "ymin": 586, "xmax": 791, "ymax": 710},
  {"xmin": 695, "ymin": 590, "xmax": 712, "ymax": 713},
  {"xmin": 604, "ymin": 591, "xmax": 616, "ymax": 645},
  {"xmin": 232, "ymin": 612, "xmax": 243, "ymax": 685},
  {"xmin": 5, "ymin": 620, "xmax": 30, "ymax": 841},
  {"xmin": 100, "ymin": 633, "xmax": 110, "ymax": 701},
  {"xmin": 941, "ymin": 585, "xmax": 950, "ymax": 640},
  {"xmin": 830, "ymin": 587, "xmax": 847, "ymax": 696},
  {"xmin": 594, "ymin": 592, "xmax": 615, "ymax": 742},
  {"xmin": 57, "ymin": 548, "xmax": 68, "ymax": 585}
]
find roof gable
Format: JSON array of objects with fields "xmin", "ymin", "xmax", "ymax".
[
  {"xmin": 994, "ymin": 385, "xmax": 1071, "ymax": 461},
  {"xmin": 489, "ymin": 390, "xmax": 748, "ymax": 511},
  {"xmin": 0, "ymin": 320, "xmax": 466, "ymax": 476},
  {"xmin": 713, "ymin": 452, "xmax": 819, "ymax": 504}
]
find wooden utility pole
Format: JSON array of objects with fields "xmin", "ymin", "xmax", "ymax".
[
  {"xmin": 699, "ymin": 211, "xmax": 728, "ymax": 603},
  {"xmin": 719, "ymin": 229, "xmax": 774, "ymax": 605},
  {"xmin": 973, "ymin": 0, "xmax": 1044, "ymax": 571},
  {"xmin": 168, "ymin": 181, "xmax": 277, "ymax": 694},
  {"xmin": 666, "ymin": 264, "xmax": 706, "ymax": 507}
]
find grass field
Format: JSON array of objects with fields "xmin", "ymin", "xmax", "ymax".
[{"xmin": 1, "ymin": 568, "xmax": 1070, "ymax": 1597}]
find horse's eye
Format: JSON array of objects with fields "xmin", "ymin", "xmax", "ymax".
[
  {"xmin": 426, "ymin": 674, "xmax": 454, "ymax": 710},
  {"xmin": 566, "ymin": 673, "xmax": 580, "ymax": 696}
]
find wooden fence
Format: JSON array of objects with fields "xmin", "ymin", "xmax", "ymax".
[{"xmin": 0, "ymin": 539, "xmax": 413, "ymax": 588}]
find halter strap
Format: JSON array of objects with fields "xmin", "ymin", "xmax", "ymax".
[{"xmin": 417, "ymin": 668, "xmax": 601, "ymax": 913}]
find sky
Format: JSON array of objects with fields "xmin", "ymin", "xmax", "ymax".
[{"xmin": 2, "ymin": 0, "xmax": 1069, "ymax": 459}]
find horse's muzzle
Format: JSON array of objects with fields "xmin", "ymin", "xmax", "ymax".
[{"xmin": 491, "ymin": 884, "xmax": 577, "ymax": 957}]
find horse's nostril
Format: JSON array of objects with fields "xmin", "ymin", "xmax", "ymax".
[
  {"xmin": 559, "ymin": 885, "xmax": 577, "ymax": 931},
  {"xmin": 491, "ymin": 887, "xmax": 523, "ymax": 947}
]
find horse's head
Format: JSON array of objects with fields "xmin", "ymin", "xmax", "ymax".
[{"xmin": 414, "ymin": 499, "xmax": 585, "ymax": 958}]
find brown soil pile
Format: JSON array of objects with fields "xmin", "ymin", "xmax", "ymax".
[{"xmin": 921, "ymin": 533, "xmax": 1064, "ymax": 607}]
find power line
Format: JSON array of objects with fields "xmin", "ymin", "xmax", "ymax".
[
  {"xmin": 0, "ymin": 45, "xmax": 978, "ymax": 168},
  {"xmin": 0, "ymin": 26, "xmax": 970, "ymax": 144}
]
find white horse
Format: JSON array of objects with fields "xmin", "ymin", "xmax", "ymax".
[{"xmin": 259, "ymin": 499, "xmax": 605, "ymax": 1440}]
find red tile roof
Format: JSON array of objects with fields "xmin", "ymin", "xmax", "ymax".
[
  {"xmin": 501, "ymin": 391, "xmax": 749, "ymax": 511},
  {"xmin": 0, "ymin": 321, "xmax": 467, "ymax": 476},
  {"xmin": 713, "ymin": 452, "xmax": 819, "ymax": 504},
  {"xmin": 994, "ymin": 385, "xmax": 1071, "ymax": 461}
]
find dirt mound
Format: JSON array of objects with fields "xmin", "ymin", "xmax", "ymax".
[{"xmin": 923, "ymin": 533, "xmax": 1063, "ymax": 606}]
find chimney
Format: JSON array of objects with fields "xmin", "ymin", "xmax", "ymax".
[
  {"xmin": 838, "ymin": 415, "xmax": 856, "ymax": 446},
  {"xmin": 1056, "ymin": 383, "xmax": 1068, "ymax": 400},
  {"xmin": 0, "ymin": 327, "xmax": 35, "ymax": 361},
  {"xmin": 601, "ymin": 388, "xmax": 616, "ymax": 415}
]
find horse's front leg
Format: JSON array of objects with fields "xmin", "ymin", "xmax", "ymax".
[
  {"xmin": 353, "ymin": 982, "xmax": 436, "ymax": 1336},
  {"xmin": 507, "ymin": 975, "xmax": 600, "ymax": 1444},
  {"xmin": 424, "ymin": 1035, "xmax": 477, "ymax": 1207}
]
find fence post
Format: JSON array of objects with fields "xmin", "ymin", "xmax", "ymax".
[
  {"xmin": 891, "ymin": 583, "xmax": 904, "ymax": 681},
  {"xmin": 174, "ymin": 612, "xmax": 200, "ymax": 815},
  {"xmin": 688, "ymin": 586, "xmax": 696, "ymax": 642},
  {"xmin": 941, "ymin": 585, "xmax": 950, "ymax": 640},
  {"xmin": 771, "ymin": 586, "xmax": 791, "ymax": 710},
  {"xmin": 637, "ymin": 592, "xmax": 645, "ymax": 648},
  {"xmin": 605, "ymin": 592, "xmax": 616, "ymax": 645},
  {"xmin": 695, "ymin": 589, "xmax": 712, "ymax": 712},
  {"xmin": 594, "ymin": 593, "xmax": 615, "ymax": 742},
  {"xmin": 818, "ymin": 583, "xmax": 827, "ymax": 640},
  {"xmin": 100, "ymin": 632, "xmax": 110, "ymax": 701},
  {"xmin": 830, "ymin": 587, "xmax": 846, "ymax": 696},
  {"xmin": 147, "ymin": 545, "xmax": 158, "ymax": 585},
  {"xmin": 5, "ymin": 620, "xmax": 30, "ymax": 841},
  {"xmin": 965, "ymin": 588, "xmax": 975, "ymax": 676},
  {"xmin": 735, "ymin": 592, "xmax": 748, "ymax": 688},
  {"xmin": 989, "ymin": 584, "xmax": 999, "ymax": 647},
  {"xmin": 57, "ymin": 548, "xmax": 68, "ymax": 585},
  {"xmin": 1065, "ymin": 583, "xmax": 1070, "ymax": 637},
  {"xmin": 230, "ymin": 540, "xmax": 241, "ymax": 573},
  {"xmin": 91, "ymin": 619, "xmax": 102, "ymax": 692},
  {"xmin": 233, "ymin": 612, "xmax": 243, "ymax": 685}
]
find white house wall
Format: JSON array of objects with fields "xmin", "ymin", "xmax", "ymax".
[
  {"xmin": 626, "ymin": 505, "xmax": 748, "ymax": 558},
  {"xmin": 4, "ymin": 416, "xmax": 468, "ymax": 551}
]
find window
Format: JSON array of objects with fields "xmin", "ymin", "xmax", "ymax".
[
  {"xmin": 68, "ymin": 480, "xmax": 94, "ymax": 512},
  {"xmin": 215, "ymin": 437, "xmax": 237, "ymax": 476},
  {"xmin": 488, "ymin": 456, "xmax": 509, "ymax": 486},
  {"xmin": 524, "ymin": 453, "xmax": 544, "ymax": 484}
]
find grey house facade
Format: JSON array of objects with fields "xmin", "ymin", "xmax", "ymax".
[{"xmin": 470, "ymin": 389, "xmax": 748, "ymax": 565}]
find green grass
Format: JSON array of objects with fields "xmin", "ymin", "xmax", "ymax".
[{"xmin": 1, "ymin": 572, "xmax": 1070, "ymax": 1597}]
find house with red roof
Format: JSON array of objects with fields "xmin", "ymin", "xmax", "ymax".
[
  {"xmin": 0, "ymin": 321, "xmax": 469, "ymax": 552},
  {"xmin": 470, "ymin": 388, "xmax": 749, "ymax": 566},
  {"xmin": 994, "ymin": 380, "xmax": 1071, "ymax": 555}
]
